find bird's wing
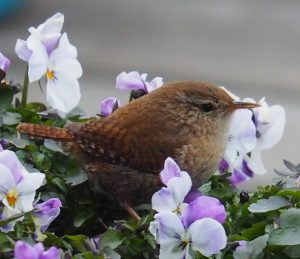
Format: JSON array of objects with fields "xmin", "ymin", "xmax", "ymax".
[{"xmin": 72, "ymin": 115, "xmax": 182, "ymax": 173}]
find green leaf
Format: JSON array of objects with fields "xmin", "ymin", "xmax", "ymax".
[
  {"xmin": 0, "ymin": 232, "xmax": 15, "ymax": 252},
  {"xmin": 248, "ymin": 196, "xmax": 290, "ymax": 213},
  {"xmin": 269, "ymin": 227, "xmax": 300, "ymax": 245},
  {"xmin": 64, "ymin": 235, "xmax": 89, "ymax": 252},
  {"xmin": 2, "ymin": 112, "xmax": 22, "ymax": 125},
  {"xmin": 100, "ymin": 229, "xmax": 124, "ymax": 249},
  {"xmin": 52, "ymin": 177, "xmax": 68, "ymax": 192},
  {"xmin": 278, "ymin": 189, "xmax": 300, "ymax": 199},
  {"xmin": 73, "ymin": 210, "xmax": 94, "ymax": 228},
  {"xmin": 43, "ymin": 139, "xmax": 65, "ymax": 153},
  {"xmin": 284, "ymin": 245, "xmax": 300, "ymax": 258},
  {"xmin": 242, "ymin": 222, "xmax": 268, "ymax": 240},
  {"xmin": 65, "ymin": 169, "xmax": 88, "ymax": 186},
  {"xmin": 280, "ymin": 208, "xmax": 300, "ymax": 228},
  {"xmin": 233, "ymin": 234, "xmax": 268, "ymax": 259},
  {"xmin": 199, "ymin": 181, "xmax": 211, "ymax": 194},
  {"xmin": 5, "ymin": 137, "xmax": 30, "ymax": 148},
  {"xmin": 0, "ymin": 86, "xmax": 13, "ymax": 108}
]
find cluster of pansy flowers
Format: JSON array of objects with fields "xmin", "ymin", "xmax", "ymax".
[
  {"xmin": 150, "ymin": 158, "xmax": 227, "ymax": 258},
  {"xmin": 219, "ymin": 87, "xmax": 285, "ymax": 185},
  {"xmin": 0, "ymin": 143, "xmax": 61, "ymax": 258},
  {"xmin": 0, "ymin": 12, "xmax": 82, "ymax": 117}
]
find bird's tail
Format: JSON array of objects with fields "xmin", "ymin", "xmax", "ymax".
[{"xmin": 17, "ymin": 123, "xmax": 74, "ymax": 141}]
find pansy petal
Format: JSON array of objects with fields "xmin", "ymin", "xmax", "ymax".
[
  {"xmin": 146, "ymin": 76, "xmax": 163, "ymax": 92},
  {"xmin": 116, "ymin": 71, "xmax": 145, "ymax": 91},
  {"xmin": 159, "ymin": 243, "xmax": 185, "ymax": 259},
  {"xmin": 160, "ymin": 157, "xmax": 182, "ymax": 185},
  {"xmin": 167, "ymin": 176, "xmax": 192, "ymax": 205},
  {"xmin": 0, "ymin": 150, "xmax": 27, "ymax": 184},
  {"xmin": 247, "ymin": 150, "xmax": 266, "ymax": 175},
  {"xmin": 17, "ymin": 193, "xmax": 35, "ymax": 212},
  {"xmin": 17, "ymin": 172, "xmax": 45, "ymax": 195},
  {"xmin": 46, "ymin": 76, "xmax": 81, "ymax": 114},
  {"xmin": 182, "ymin": 196, "xmax": 227, "ymax": 228},
  {"xmin": 35, "ymin": 12, "xmax": 64, "ymax": 35},
  {"xmin": 14, "ymin": 241, "xmax": 39, "ymax": 259},
  {"xmin": 15, "ymin": 39, "xmax": 32, "ymax": 62},
  {"xmin": 189, "ymin": 218, "xmax": 227, "ymax": 257},
  {"xmin": 49, "ymin": 33, "xmax": 80, "ymax": 69},
  {"xmin": 256, "ymin": 105, "xmax": 285, "ymax": 150},
  {"xmin": 151, "ymin": 187, "xmax": 178, "ymax": 212},
  {"xmin": 0, "ymin": 52, "xmax": 11, "ymax": 72},
  {"xmin": 100, "ymin": 97, "xmax": 120, "ymax": 117},
  {"xmin": 40, "ymin": 246, "xmax": 60, "ymax": 259},
  {"xmin": 27, "ymin": 38, "xmax": 48, "ymax": 82},
  {"xmin": 155, "ymin": 211, "xmax": 185, "ymax": 244},
  {"xmin": 0, "ymin": 163, "xmax": 15, "ymax": 196},
  {"xmin": 231, "ymin": 168, "xmax": 249, "ymax": 186},
  {"xmin": 183, "ymin": 188, "xmax": 202, "ymax": 203},
  {"xmin": 219, "ymin": 86, "xmax": 240, "ymax": 101}
]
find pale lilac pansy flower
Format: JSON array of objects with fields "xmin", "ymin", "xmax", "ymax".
[
  {"xmin": 0, "ymin": 52, "xmax": 11, "ymax": 73},
  {"xmin": 27, "ymin": 33, "xmax": 82, "ymax": 117},
  {"xmin": 0, "ymin": 143, "xmax": 3, "ymax": 152},
  {"xmin": 100, "ymin": 97, "xmax": 120, "ymax": 117},
  {"xmin": 15, "ymin": 12, "xmax": 64, "ymax": 61},
  {"xmin": 14, "ymin": 241, "xmax": 60, "ymax": 259},
  {"xmin": 219, "ymin": 87, "xmax": 285, "ymax": 185},
  {"xmin": 116, "ymin": 71, "xmax": 163, "ymax": 93},
  {"xmin": 248, "ymin": 98, "xmax": 285, "ymax": 174},
  {"xmin": 151, "ymin": 211, "xmax": 227, "ymax": 258},
  {"xmin": 152, "ymin": 157, "xmax": 196, "ymax": 215},
  {"xmin": 32, "ymin": 198, "xmax": 62, "ymax": 240},
  {"xmin": 0, "ymin": 150, "xmax": 45, "ymax": 212},
  {"xmin": 225, "ymin": 109, "xmax": 257, "ymax": 164}
]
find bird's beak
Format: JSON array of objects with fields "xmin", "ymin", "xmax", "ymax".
[{"xmin": 227, "ymin": 101, "xmax": 260, "ymax": 111}]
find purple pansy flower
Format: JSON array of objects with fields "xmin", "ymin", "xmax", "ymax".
[
  {"xmin": 183, "ymin": 188, "xmax": 202, "ymax": 203},
  {"xmin": 150, "ymin": 211, "xmax": 227, "ymax": 258},
  {"xmin": 15, "ymin": 13, "xmax": 64, "ymax": 61},
  {"xmin": 116, "ymin": 71, "xmax": 163, "ymax": 93},
  {"xmin": 100, "ymin": 97, "xmax": 120, "ymax": 117},
  {"xmin": 0, "ymin": 52, "xmax": 11, "ymax": 73},
  {"xmin": 32, "ymin": 198, "xmax": 62, "ymax": 233},
  {"xmin": 181, "ymin": 196, "xmax": 227, "ymax": 228},
  {"xmin": 14, "ymin": 241, "xmax": 60, "ymax": 259}
]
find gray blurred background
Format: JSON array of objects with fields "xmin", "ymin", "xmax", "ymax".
[{"xmin": 1, "ymin": 0, "xmax": 299, "ymax": 188}]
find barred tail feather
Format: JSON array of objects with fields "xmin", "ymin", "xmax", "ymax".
[{"xmin": 17, "ymin": 123, "xmax": 74, "ymax": 141}]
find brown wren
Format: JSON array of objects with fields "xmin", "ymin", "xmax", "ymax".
[{"xmin": 17, "ymin": 81, "xmax": 258, "ymax": 219}]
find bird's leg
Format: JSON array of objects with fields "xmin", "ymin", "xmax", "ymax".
[{"xmin": 120, "ymin": 201, "xmax": 141, "ymax": 221}]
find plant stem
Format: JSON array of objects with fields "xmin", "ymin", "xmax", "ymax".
[{"xmin": 21, "ymin": 66, "xmax": 29, "ymax": 107}]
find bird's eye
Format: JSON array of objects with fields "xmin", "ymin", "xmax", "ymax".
[{"xmin": 201, "ymin": 102, "xmax": 214, "ymax": 112}]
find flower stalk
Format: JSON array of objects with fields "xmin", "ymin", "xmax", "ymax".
[{"xmin": 21, "ymin": 66, "xmax": 29, "ymax": 107}]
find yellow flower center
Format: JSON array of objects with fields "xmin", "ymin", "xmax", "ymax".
[
  {"xmin": 46, "ymin": 69, "xmax": 55, "ymax": 81},
  {"xmin": 6, "ymin": 189, "xmax": 18, "ymax": 208}
]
